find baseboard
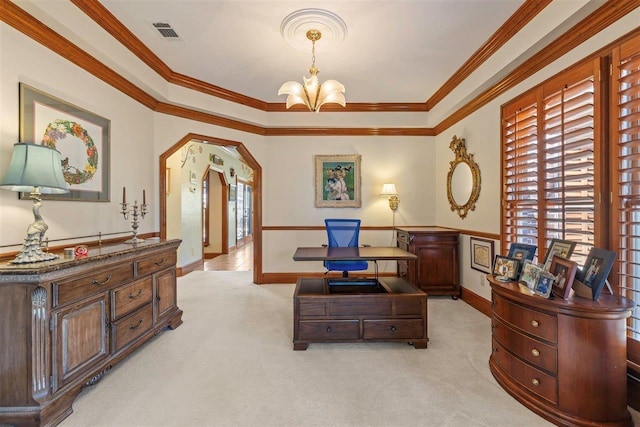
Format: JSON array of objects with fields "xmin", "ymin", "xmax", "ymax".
[
  {"xmin": 177, "ymin": 259, "xmax": 203, "ymax": 277},
  {"xmin": 460, "ymin": 286, "xmax": 491, "ymax": 317},
  {"xmin": 203, "ymin": 252, "xmax": 221, "ymax": 259}
]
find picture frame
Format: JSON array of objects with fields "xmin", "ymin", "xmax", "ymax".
[
  {"xmin": 229, "ymin": 184, "xmax": 237, "ymax": 201},
  {"xmin": 19, "ymin": 83, "xmax": 110, "ymax": 201},
  {"xmin": 315, "ymin": 154, "xmax": 361, "ymax": 208},
  {"xmin": 549, "ymin": 255, "xmax": 577, "ymax": 300},
  {"xmin": 519, "ymin": 259, "xmax": 543, "ymax": 289},
  {"xmin": 533, "ymin": 271, "xmax": 555, "ymax": 298},
  {"xmin": 577, "ymin": 247, "xmax": 616, "ymax": 300},
  {"xmin": 470, "ymin": 237, "xmax": 494, "ymax": 274},
  {"xmin": 542, "ymin": 239, "xmax": 576, "ymax": 271},
  {"xmin": 492, "ymin": 255, "xmax": 520, "ymax": 281},
  {"xmin": 507, "ymin": 243, "xmax": 537, "ymax": 263}
]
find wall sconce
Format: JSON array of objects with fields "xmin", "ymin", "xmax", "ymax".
[
  {"xmin": 380, "ymin": 183, "xmax": 399, "ymax": 211},
  {"xmin": 230, "ymin": 167, "xmax": 235, "ymax": 177}
]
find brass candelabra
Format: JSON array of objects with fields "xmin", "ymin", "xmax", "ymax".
[{"xmin": 120, "ymin": 192, "xmax": 147, "ymax": 244}]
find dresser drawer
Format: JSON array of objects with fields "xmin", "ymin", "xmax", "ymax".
[
  {"xmin": 112, "ymin": 304, "xmax": 154, "ymax": 353},
  {"xmin": 492, "ymin": 293, "xmax": 557, "ymax": 343},
  {"xmin": 112, "ymin": 277, "xmax": 153, "ymax": 320},
  {"xmin": 492, "ymin": 316, "xmax": 557, "ymax": 374},
  {"xmin": 363, "ymin": 319, "xmax": 424, "ymax": 339},
  {"xmin": 136, "ymin": 250, "xmax": 177, "ymax": 276},
  {"xmin": 54, "ymin": 262, "xmax": 135, "ymax": 307},
  {"xmin": 298, "ymin": 320, "xmax": 359, "ymax": 340},
  {"xmin": 492, "ymin": 338, "xmax": 558, "ymax": 404}
]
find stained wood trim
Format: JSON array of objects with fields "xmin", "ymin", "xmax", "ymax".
[
  {"xmin": 169, "ymin": 72, "xmax": 268, "ymax": 110},
  {"xmin": 460, "ymin": 286, "xmax": 491, "ymax": 317},
  {"xmin": 426, "ymin": 0, "xmax": 552, "ymax": 110},
  {"xmin": 456, "ymin": 229, "xmax": 501, "ymax": 241},
  {"xmin": 176, "ymin": 258, "xmax": 203, "ymax": 277},
  {"xmin": 435, "ymin": 0, "xmax": 640, "ymax": 134},
  {"xmin": 155, "ymin": 102, "xmax": 266, "ymax": 135},
  {"xmin": 0, "ymin": 0, "xmax": 158, "ymax": 110},
  {"xmin": 264, "ymin": 127, "xmax": 435, "ymax": 136},
  {"xmin": 265, "ymin": 103, "xmax": 429, "ymax": 112}
]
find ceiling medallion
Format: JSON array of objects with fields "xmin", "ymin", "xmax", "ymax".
[{"xmin": 280, "ymin": 8, "xmax": 347, "ymax": 52}]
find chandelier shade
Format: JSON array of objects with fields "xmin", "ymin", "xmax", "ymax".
[{"xmin": 278, "ymin": 29, "xmax": 345, "ymax": 112}]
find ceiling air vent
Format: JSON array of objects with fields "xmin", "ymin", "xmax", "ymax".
[{"xmin": 152, "ymin": 22, "xmax": 181, "ymax": 40}]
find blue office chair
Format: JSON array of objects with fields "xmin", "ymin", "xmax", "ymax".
[{"xmin": 324, "ymin": 219, "xmax": 368, "ymax": 277}]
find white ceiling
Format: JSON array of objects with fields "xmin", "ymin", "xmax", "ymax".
[{"xmin": 98, "ymin": 0, "xmax": 528, "ymax": 104}]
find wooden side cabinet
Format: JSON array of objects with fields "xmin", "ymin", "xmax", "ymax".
[
  {"xmin": 488, "ymin": 275, "xmax": 635, "ymax": 427},
  {"xmin": 0, "ymin": 239, "xmax": 182, "ymax": 427},
  {"xmin": 396, "ymin": 227, "xmax": 460, "ymax": 298}
]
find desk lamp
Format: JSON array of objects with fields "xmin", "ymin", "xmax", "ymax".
[{"xmin": 0, "ymin": 143, "xmax": 69, "ymax": 263}]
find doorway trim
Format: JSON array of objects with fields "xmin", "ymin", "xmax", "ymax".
[{"xmin": 159, "ymin": 133, "xmax": 262, "ymax": 284}]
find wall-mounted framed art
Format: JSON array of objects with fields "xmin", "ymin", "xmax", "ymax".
[
  {"xmin": 19, "ymin": 83, "xmax": 110, "ymax": 201},
  {"xmin": 314, "ymin": 154, "xmax": 361, "ymax": 208},
  {"xmin": 470, "ymin": 237, "xmax": 494, "ymax": 274},
  {"xmin": 229, "ymin": 184, "xmax": 237, "ymax": 201}
]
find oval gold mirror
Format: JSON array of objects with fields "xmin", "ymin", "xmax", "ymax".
[{"xmin": 447, "ymin": 135, "xmax": 481, "ymax": 219}]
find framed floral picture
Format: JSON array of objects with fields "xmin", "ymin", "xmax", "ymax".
[
  {"xmin": 19, "ymin": 83, "xmax": 110, "ymax": 201},
  {"xmin": 315, "ymin": 154, "xmax": 361, "ymax": 208}
]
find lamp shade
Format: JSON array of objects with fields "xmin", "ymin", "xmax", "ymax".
[
  {"xmin": 380, "ymin": 183, "xmax": 398, "ymax": 196},
  {"xmin": 0, "ymin": 143, "xmax": 69, "ymax": 194}
]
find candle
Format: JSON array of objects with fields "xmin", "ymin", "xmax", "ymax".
[
  {"xmin": 122, "ymin": 186, "xmax": 126, "ymax": 204},
  {"xmin": 143, "ymin": 189, "xmax": 146, "ymax": 205}
]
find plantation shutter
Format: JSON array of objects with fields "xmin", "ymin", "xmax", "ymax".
[
  {"xmin": 502, "ymin": 93, "xmax": 539, "ymax": 253},
  {"xmin": 612, "ymin": 34, "xmax": 640, "ymax": 344},
  {"xmin": 541, "ymin": 64, "xmax": 597, "ymax": 266}
]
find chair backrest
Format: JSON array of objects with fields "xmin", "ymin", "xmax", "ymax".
[{"xmin": 325, "ymin": 219, "xmax": 361, "ymax": 248}]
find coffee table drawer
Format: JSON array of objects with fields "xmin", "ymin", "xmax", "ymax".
[
  {"xmin": 298, "ymin": 320, "xmax": 359, "ymax": 340},
  {"xmin": 363, "ymin": 319, "xmax": 424, "ymax": 339}
]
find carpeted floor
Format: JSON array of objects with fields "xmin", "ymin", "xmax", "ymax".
[{"xmin": 59, "ymin": 271, "xmax": 638, "ymax": 427}]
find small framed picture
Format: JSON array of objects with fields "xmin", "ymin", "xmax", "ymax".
[
  {"xmin": 519, "ymin": 260, "xmax": 543, "ymax": 289},
  {"xmin": 577, "ymin": 247, "xmax": 616, "ymax": 300},
  {"xmin": 549, "ymin": 255, "xmax": 577, "ymax": 300},
  {"xmin": 492, "ymin": 255, "xmax": 520, "ymax": 281},
  {"xmin": 542, "ymin": 239, "xmax": 576, "ymax": 271},
  {"xmin": 470, "ymin": 237, "xmax": 494, "ymax": 274},
  {"xmin": 229, "ymin": 184, "xmax": 237, "ymax": 201},
  {"xmin": 533, "ymin": 271, "xmax": 555, "ymax": 298}
]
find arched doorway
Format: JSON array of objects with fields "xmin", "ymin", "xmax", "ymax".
[{"xmin": 159, "ymin": 133, "xmax": 262, "ymax": 284}]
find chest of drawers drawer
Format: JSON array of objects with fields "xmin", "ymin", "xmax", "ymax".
[
  {"xmin": 492, "ymin": 316, "xmax": 557, "ymax": 374},
  {"xmin": 492, "ymin": 293, "xmax": 557, "ymax": 343},
  {"xmin": 363, "ymin": 319, "xmax": 424, "ymax": 339},
  {"xmin": 112, "ymin": 304, "xmax": 154, "ymax": 353},
  {"xmin": 112, "ymin": 276, "xmax": 153, "ymax": 320},
  {"xmin": 54, "ymin": 262, "xmax": 135, "ymax": 307},
  {"xmin": 136, "ymin": 250, "xmax": 177, "ymax": 276},
  {"xmin": 298, "ymin": 320, "xmax": 359, "ymax": 340},
  {"xmin": 492, "ymin": 338, "xmax": 558, "ymax": 404}
]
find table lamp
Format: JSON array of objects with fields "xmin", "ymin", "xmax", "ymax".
[{"xmin": 0, "ymin": 143, "xmax": 69, "ymax": 263}]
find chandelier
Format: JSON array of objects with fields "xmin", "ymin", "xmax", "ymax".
[{"xmin": 278, "ymin": 29, "xmax": 345, "ymax": 113}]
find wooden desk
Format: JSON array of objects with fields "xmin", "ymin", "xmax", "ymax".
[{"xmin": 292, "ymin": 246, "xmax": 426, "ymax": 350}]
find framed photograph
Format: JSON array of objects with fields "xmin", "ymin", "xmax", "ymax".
[
  {"xmin": 229, "ymin": 184, "xmax": 237, "ymax": 201},
  {"xmin": 577, "ymin": 247, "xmax": 616, "ymax": 300},
  {"xmin": 519, "ymin": 260, "xmax": 543, "ymax": 289},
  {"xmin": 19, "ymin": 83, "xmax": 110, "ymax": 201},
  {"xmin": 507, "ymin": 243, "xmax": 537, "ymax": 263},
  {"xmin": 542, "ymin": 239, "xmax": 576, "ymax": 271},
  {"xmin": 533, "ymin": 271, "xmax": 555, "ymax": 298},
  {"xmin": 549, "ymin": 255, "xmax": 577, "ymax": 300},
  {"xmin": 315, "ymin": 154, "xmax": 361, "ymax": 208},
  {"xmin": 470, "ymin": 237, "xmax": 494, "ymax": 274},
  {"xmin": 492, "ymin": 255, "xmax": 520, "ymax": 281}
]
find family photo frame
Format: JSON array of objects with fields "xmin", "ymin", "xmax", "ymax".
[
  {"xmin": 315, "ymin": 154, "xmax": 361, "ymax": 208},
  {"xmin": 549, "ymin": 255, "xmax": 577, "ymax": 300},
  {"xmin": 577, "ymin": 247, "xmax": 616, "ymax": 300},
  {"xmin": 492, "ymin": 255, "xmax": 520, "ymax": 281},
  {"xmin": 19, "ymin": 83, "xmax": 110, "ymax": 202},
  {"xmin": 542, "ymin": 239, "xmax": 576, "ymax": 271},
  {"xmin": 519, "ymin": 259, "xmax": 543, "ymax": 289}
]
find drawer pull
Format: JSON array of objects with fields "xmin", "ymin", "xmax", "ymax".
[
  {"xmin": 531, "ymin": 348, "xmax": 540, "ymax": 357},
  {"xmin": 531, "ymin": 378, "xmax": 540, "ymax": 386},
  {"xmin": 326, "ymin": 326, "xmax": 332, "ymax": 333},
  {"xmin": 91, "ymin": 274, "xmax": 112, "ymax": 286},
  {"xmin": 390, "ymin": 326, "xmax": 397, "ymax": 332},
  {"xmin": 128, "ymin": 289, "xmax": 143, "ymax": 300},
  {"xmin": 531, "ymin": 320, "xmax": 539, "ymax": 328},
  {"xmin": 154, "ymin": 258, "xmax": 167, "ymax": 266},
  {"xmin": 128, "ymin": 319, "xmax": 143, "ymax": 330}
]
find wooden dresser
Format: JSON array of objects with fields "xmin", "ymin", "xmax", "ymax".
[
  {"xmin": 488, "ymin": 275, "xmax": 635, "ymax": 427},
  {"xmin": 396, "ymin": 227, "xmax": 460, "ymax": 298},
  {"xmin": 0, "ymin": 239, "xmax": 182, "ymax": 427},
  {"xmin": 293, "ymin": 277, "xmax": 427, "ymax": 350}
]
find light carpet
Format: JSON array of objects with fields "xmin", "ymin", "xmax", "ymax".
[{"xmin": 60, "ymin": 271, "xmax": 639, "ymax": 427}]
